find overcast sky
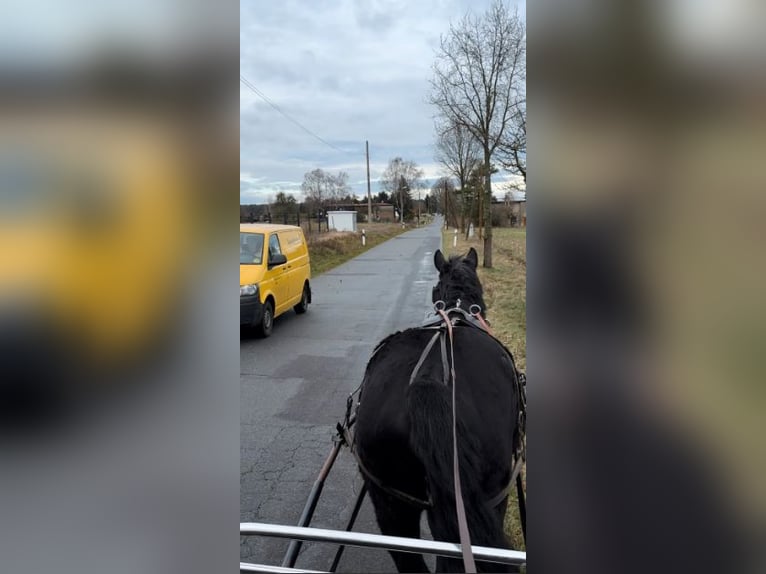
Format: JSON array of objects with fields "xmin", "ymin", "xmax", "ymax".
[{"xmin": 240, "ymin": 0, "xmax": 526, "ymax": 205}]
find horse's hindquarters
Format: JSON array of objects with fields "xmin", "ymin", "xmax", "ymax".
[{"xmin": 356, "ymin": 327, "xmax": 521, "ymax": 570}]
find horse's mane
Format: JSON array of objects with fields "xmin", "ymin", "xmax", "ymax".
[{"xmin": 437, "ymin": 254, "xmax": 486, "ymax": 312}]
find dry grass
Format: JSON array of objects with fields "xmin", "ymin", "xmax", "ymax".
[
  {"xmin": 441, "ymin": 227, "xmax": 526, "ymax": 367},
  {"xmin": 442, "ymin": 227, "xmax": 527, "ymax": 551},
  {"xmin": 308, "ymin": 222, "xmax": 408, "ymax": 276}
]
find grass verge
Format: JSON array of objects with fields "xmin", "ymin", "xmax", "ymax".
[
  {"xmin": 442, "ymin": 226, "xmax": 527, "ymax": 551},
  {"xmin": 308, "ymin": 222, "xmax": 408, "ymax": 276}
]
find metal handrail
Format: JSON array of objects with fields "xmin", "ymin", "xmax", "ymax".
[
  {"xmin": 240, "ymin": 562, "xmax": 326, "ymax": 573},
  {"xmin": 240, "ymin": 522, "xmax": 526, "ymax": 566}
]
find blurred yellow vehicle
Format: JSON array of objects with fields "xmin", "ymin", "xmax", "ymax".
[{"xmin": 0, "ymin": 115, "xmax": 189, "ymax": 393}]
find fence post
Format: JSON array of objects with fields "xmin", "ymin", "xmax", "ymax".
[
  {"xmin": 361, "ymin": 229, "xmax": 366, "ymax": 247},
  {"xmin": 453, "ymin": 228, "xmax": 458, "ymax": 248}
]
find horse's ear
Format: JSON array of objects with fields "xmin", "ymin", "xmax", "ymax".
[
  {"xmin": 434, "ymin": 249, "xmax": 446, "ymax": 272},
  {"xmin": 465, "ymin": 247, "xmax": 478, "ymax": 269}
]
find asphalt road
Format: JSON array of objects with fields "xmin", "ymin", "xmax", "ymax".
[{"xmin": 240, "ymin": 217, "xmax": 444, "ymax": 573}]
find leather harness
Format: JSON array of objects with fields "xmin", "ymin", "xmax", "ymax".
[{"xmin": 338, "ymin": 303, "xmax": 527, "ymax": 516}]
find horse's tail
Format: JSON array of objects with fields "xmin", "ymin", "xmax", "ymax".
[{"xmin": 406, "ymin": 378, "xmax": 510, "ymax": 568}]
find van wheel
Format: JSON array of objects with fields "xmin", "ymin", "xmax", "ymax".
[
  {"xmin": 257, "ymin": 300, "xmax": 274, "ymax": 337},
  {"xmin": 294, "ymin": 284, "xmax": 309, "ymax": 314}
]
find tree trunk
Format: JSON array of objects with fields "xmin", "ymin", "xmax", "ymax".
[
  {"xmin": 476, "ymin": 187, "xmax": 485, "ymax": 239},
  {"xmin": 483, "ymin": 233, "xmax": 493, "ymax": 268},
  {"xmin": 483, "ymin": 148, "xmax": 493, "ymax": 268},
  {"xmin": 460, "ymin": 194, "xmax": 466, "ymax": 233}
]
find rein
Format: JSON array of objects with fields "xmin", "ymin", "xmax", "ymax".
[{"xmin": 437, "ymin": 307, "xmax": 477, "ymax": 573}]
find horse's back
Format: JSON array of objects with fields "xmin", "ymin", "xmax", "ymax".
[
  {"xmin": 451, "ymin": 326, "xmax": 520, "ymax": 439},
  {"xmin": 355, "ymin": 326, "xmax": 519, "ymax": 473},
  {"xmin": 355, "ymin": 328, "xmax": 435, "ymax": 448}
]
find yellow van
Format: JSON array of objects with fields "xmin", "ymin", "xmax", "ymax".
[{"xmin": 240, "ymin": 224, "xmax": 312, "ymax": 337}]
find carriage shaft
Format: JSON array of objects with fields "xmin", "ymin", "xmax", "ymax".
[
  {"xmin": 328, "ymin": 482, "xmax": 368, "ymax": 572},
  {"xmin": 281, "ymin": 441, "xmax": 342, "ymax": 568}
]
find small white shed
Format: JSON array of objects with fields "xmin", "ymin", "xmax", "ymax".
[{"xmin": 327, "ymin": 211, "xmax": 358, "ymax": 232}]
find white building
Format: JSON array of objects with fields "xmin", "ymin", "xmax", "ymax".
[{"xmin": 327, "ymin": 211, "xmax": 358, "ymax": 232}]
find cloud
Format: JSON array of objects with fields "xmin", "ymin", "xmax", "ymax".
[{"xmin": 240, "ymin": 0, "xmax": 526, "ymax": 204}]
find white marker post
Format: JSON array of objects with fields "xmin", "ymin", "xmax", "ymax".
[
  {"xmin": 361, "ymin": 229, "xmax": 366, "ymax": 246},
  {"xmin": 453, "ymin": 228, "xmax": 458, "ymax": 248}
]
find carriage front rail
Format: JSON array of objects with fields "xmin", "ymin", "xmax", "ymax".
[{"xmin": 240, "ymin": 522, "xmax": 527, "ymax": 572}]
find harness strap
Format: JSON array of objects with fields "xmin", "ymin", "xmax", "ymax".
[
  {"xmin": 346, "ymin": 311, "xmax": 527, "ymax": 566},
  {"xmin": 480, "ymin": 455, "xmax": 525, "ymax": 510},
  {"xmin": 473, "ymin": 312, "xmax": 493, "ymax": 335},
  {"xmin": 425, "ymin": 306, "xmax": 486, "ymax": 331},
  {"xmin": 406, "ymin": 327, "xmax": 452, "ymax": 389},
  {"xmin": 340, "ymin": 424, "xmax": 433, "ymax": 510},
  {"xmin": 509, "ymin": 455, "xmax": 525, "ymax": 496},
  {"xmin": 408, "ymin": 331, "xmax": 441, "ymax": 386},
  {"xmin": 352, "ymin": 444, "xmax": 515, "ymax": 513},
  {"xmin": 340, "ymin": 422, "xmax": 515, "ymax": 516},
  {"xmin": 440, "ymin": 330, "xmax": 449, "ymax": 386}
]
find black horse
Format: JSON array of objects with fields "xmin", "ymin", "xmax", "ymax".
[{"xmin": 353, "ymin": 247, "xmax": 523, "ymax": 573}]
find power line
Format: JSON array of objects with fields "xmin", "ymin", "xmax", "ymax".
[{"xmin": 240, "ymin": 74, "xmax": 358, "ymax": 156}]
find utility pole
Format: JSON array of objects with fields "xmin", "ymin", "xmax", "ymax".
[
  {"xmin": 366, "ymin": 140, "xmax": 372, "ymax": 224},
  {"xmin": 401, "ymin": 182, "xmax": 409, "ymax": 226},
  {"xmin": 417, "ymin": 188, "xmax": 421, "ymax": 226},
  {"xmin": 443, "ymin": 179, "xmax": 448, "ymax": 227}
]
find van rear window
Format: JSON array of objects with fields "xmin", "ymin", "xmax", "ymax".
[{"xmin": 240, "ymin": 232, "xmax": 264, "ymax": 264}]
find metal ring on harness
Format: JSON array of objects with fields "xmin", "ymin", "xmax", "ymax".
[
  {"xmin": 433, "ymin": 300, "xmax": 446, "ymax": 312},
  {"xmin": 469, "ymin": 303, "xmax": 482, "ymax": 316}
]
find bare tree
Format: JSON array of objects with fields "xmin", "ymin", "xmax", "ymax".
[
  {"xmin": 327, "ymin": 171, "xmax": 352, "ymax": 208},
  {"xmin": 497, "ymin": 98, "xmax": 526, "ymax": 185},
  {"xmin": 435, "ymin": 120, "xmax": 482, "ymax": 196},
  {"xmin": 430, "ymin": 1, "xmax": 525, "ymax": 267},
  {"xmin": 380, "ymin": 157, "xmax": 424, "ymax": 222},
  {"xmin": 301, "ymin": 168, "xmax": 328, "ymax": 208},
  {"xmin": 435, "ymin": 120, "xmax": 482, "ymax": 232},
  {"xmin": 431, "ymin": 176, "xmax": 460, "ymax": 228},
  {"xmin": 301, "ymin": 168, "xmax": 331, "ymax": 231}
]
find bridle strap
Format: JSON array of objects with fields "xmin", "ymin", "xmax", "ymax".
[{"xmin": 437, "ymin": 309, "xmax": 477, "ymax": 573}]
